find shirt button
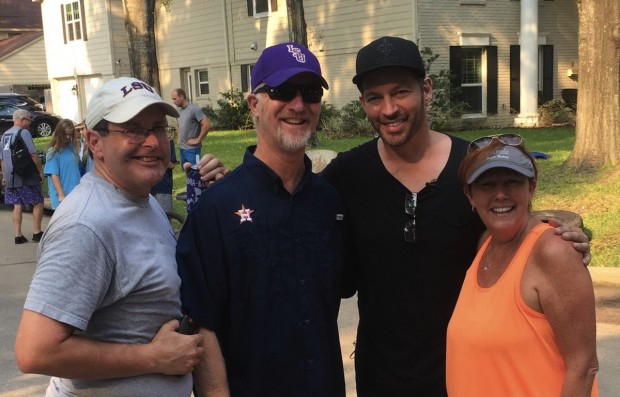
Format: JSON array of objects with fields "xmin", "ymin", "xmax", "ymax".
[
  {"xmin": 295, "ymin": 238, "xmax": 301, "ymax": 245},
  {"xmin": 307, "ymin": 359, "xmax": 314, "ymax": 365},
  {"xmin": 300, "ymin": 279, "xmax": 306, "ymax": 285},
  {"xmin": 304, "ymin": 319, "xmax": 311, "ymax": 326}
]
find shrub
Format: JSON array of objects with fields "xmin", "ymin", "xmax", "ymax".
[
  {"xmin": 538, "ymin": 99, "xmax": 576, "ymax": 127},
  {"xmin": 420, "ymin": 47, "xmax": 467, "ymax": 131},
  {"xmin": 202, "ymin": 89, "xmax": 252, "ymax": 130}
]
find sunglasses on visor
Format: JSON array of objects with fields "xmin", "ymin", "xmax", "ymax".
[{"xmin": 467, "ymin": 133, "xmax": 524, "ymax": 152}]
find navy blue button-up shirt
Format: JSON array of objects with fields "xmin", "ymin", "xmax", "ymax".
[{"xmin": 177, "ymin": 147, "xmax": 346, "ymax": 397}]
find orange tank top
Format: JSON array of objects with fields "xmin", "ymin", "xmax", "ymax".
[{"xmin": 446, "ymin": 223, "xmax": 598, "ymax": 396}]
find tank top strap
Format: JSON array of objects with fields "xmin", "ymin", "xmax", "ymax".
[{"xmin": 503, "ymin": 222, "xmax": 553, "ymax": 285}]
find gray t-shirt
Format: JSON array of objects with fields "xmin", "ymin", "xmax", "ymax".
[
  {"xmin": 177, "ymin": 102, "xmax": 206, "ymax": 149},
  {"xmin": 0, "ymin": 127, "xmax": 39, "ymax": 188},
  {"xmin": 24, "ymin": 172, "xmax": 192, "ymax": 397}
]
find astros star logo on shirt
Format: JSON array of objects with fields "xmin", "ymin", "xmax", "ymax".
[{"xmin": 235, "ymin": 204, "xmax": 255, "ymax": 224}]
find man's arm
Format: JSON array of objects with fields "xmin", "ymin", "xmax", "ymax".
[
  {"xmin": 548, "ymin": 219, "xmax": 591, "ymax": 265},
  {"xmin": 192, "ymin": 328, "xmax": 230, "ymax": 397},
  {"xmin": 186, "ymin": 154, "xmax": 230, "ymax": 185},
  {"xmin": 15, "ymin": 310, "xmax": 203, "ymax": 379},
  {"xmin": 187, "ymin": 117, "xmax": 210, "ymax": 146}
]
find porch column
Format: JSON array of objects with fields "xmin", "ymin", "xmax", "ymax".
[{"xmin": 515, "ymin": 0, "xmax": 539, "ymax": 127}]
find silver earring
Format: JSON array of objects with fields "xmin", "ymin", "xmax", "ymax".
[{"xmin": 471, "ymin": 205, "xmax": 476, "ymax": 213}]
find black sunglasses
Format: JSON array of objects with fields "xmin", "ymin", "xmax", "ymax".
[
  {"xmin": 254, "ymin": 83, "xmax": 324, "ymax": 104},
  {"xmin": 468, "ymin": 133, "xmax": 523, "ymax": 152},
  {"xmin": 404, "ymin": 192, "xmax": 417, "ymax": 243}
]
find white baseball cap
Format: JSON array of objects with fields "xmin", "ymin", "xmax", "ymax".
[{"xmin": 86, "ymin": 77, "xmax": 179, "ymax": 128}]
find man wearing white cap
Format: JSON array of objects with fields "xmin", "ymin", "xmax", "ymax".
[{"xmin": 15, "ymin": 77, "xmax": 203, "ymax": 396}]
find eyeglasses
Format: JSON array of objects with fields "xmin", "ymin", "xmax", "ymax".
[
  {"xmin": 468, "ymin": 133, "xmax": 523, "ymax": 152},
  {"xmin": 254, "ymin": 83, "xmax": 324, "ymax": 104},
  {"xmin": 21, "ymin": 117, "xmax": 31, "ymax": 122},
  {"xmin": 404, "ymin": 192, "xmax": 417, "ymax": 242},
  {"xmin": 106, "ymin": 126, "xmax": 173, "ymax": 142}
]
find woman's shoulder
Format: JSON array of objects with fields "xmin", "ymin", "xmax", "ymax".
[{"xmin": 531, "ymin": 227, "xmax": 585, "ymax": 274}]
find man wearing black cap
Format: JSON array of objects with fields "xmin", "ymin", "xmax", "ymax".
[
  {"xmin": 321, "ymin": 36, "xmax": 590, "ymax": 397},
  {"xmin": 176, "ymin": 42, "xmax": 346, "ymax": 396}
]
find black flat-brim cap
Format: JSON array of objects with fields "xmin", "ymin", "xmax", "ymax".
[{"xmin": 352, "ymin": 36, "xmax": 426, "ymax": 85}]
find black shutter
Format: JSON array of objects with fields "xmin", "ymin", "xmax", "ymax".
[
  {"xmin": 487, "ymin": 46, "xmax": 498, "ymax": 114},
  {"xmin": 541, "ymin": 45, "xmax": 554, "ymax": 103},
  {"xmin": 241, "ymin": 65, "xmax": 249, "ymax": 92},
  {"xmin": 247, "ymin": 0, "xmax": 253, "ymax": 16},
  {"xmin": 449, "ymin": 46, "xmax": 462, "ymax": 102},
  {"xmin": 510, "ymin": 45, "xmax": 520, "ymax": 113}
]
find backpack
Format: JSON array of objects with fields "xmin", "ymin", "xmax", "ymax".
[{"xmin": 10, "ymin": 129, "xmax": 37, "ymax": 177}]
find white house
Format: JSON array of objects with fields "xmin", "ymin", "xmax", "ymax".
[{"xmin": 38, "ymin": 0, "xmax": 579, "ymax": 128}]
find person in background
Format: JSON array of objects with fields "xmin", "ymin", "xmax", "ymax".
[
  {"xmin": 176, "ymin": 42, "xmax": 346, "ymax": 397},
  {"xmin": 15, "ymin": 77, "xmax": 203, "ymax": 396},
  {"xmin": 0, "ymin": 108, "xmax": 44, "ymax": 244},
  {"xmin": 447, "ymin": 135, "xmax": 598, "ymax": 396},
  {"xmin": 75, "ymin": 121, "xmax": 93, "ymax": 175},
  {"xmin": 151, "ymin": 127, "xmax": 178, "ymax": 213},
  {"xmin": 171, "ymin": 88, "xmax": 210, "ymax": 166},
  {"xmin": 44, "ymin": 119, "xmax": 82, "ymax": 210}
]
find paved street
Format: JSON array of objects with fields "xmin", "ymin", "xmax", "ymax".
[{"xmin": 0, "ymin": 204, "xmax": 618, "ymax": 396}]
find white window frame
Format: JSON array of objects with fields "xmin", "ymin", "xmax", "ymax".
[
  {"xmin": 63, "ymin": 1, "xmax": 85, "ymax": 42},
  {"xmin": 196, "ymin": 69, "xmax": 209, "ymax": 96},
  {"xmin": 254, "ymin": 0, "xmax": 271, "ymax": 18},
  {"xmin": 460, "ymin": 47, "xmax": 487, "ymax": 117}
]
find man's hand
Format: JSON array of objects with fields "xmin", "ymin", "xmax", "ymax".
[
  {"xmin": 183, "ymin": 154, "xmax": 229, "ymax": 186},
  {"xmin": 187, "ymin": 138, "xmax": 201, "ymax": 146},
  {"xmin": 149, "ymin": 319, "xmax": 204, "ymax": 376},
  {"xmin": 548, "ymin": 219, "xmax": 591, "ymax": 266}
]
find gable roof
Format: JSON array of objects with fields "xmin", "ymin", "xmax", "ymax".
[
  {"xmin": 0, "ymin": 31, "xmax": 43, "ymax": 60},
  {"xmin": 0, "ymin": 0, "xmax": 43, "ymax": 32}
]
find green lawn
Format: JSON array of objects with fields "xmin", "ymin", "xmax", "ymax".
[{"xmin": 35, "ymin": 127, "xmax": 619, "ymax": 267}]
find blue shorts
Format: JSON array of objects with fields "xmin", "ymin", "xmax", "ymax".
[
  {"xmin": 5, "ymin": 185, "xmax": 44, "ymax": 205},
  {"xmin": 180, "ymin": 147, "xmax": 202, "ymax": 166}
]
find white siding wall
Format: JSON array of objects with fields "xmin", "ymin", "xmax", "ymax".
[
  {"xmin": 304, "ymin": 0, "xmax": 415, "ymax": 108},
  {"xmin": 0, "ymin": 37, "xmax": 48, "ymax": 85}
]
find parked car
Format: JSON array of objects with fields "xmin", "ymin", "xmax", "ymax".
[
  {"xmin": 0, "ymin": 104, "xmax": 61, "ymax": 137},
  {"xmin": 0, "ymin": 93, "xmax": 44, "ymax": 111}
]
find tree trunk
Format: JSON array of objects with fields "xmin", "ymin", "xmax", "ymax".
[
  {"xmin": 567, "ymin": 0, "xmax": 620, "ymax": 168},
  {"xmin": 286, "ymin": 0, "xmax": 308, "ymax": 45},
  {"xmin": 123, "ymin": 0, "xmax": 161, "ymax": 93},
  {"xmin": 286, "ymin": 0, "xmax": 320, "ymax": 147}
]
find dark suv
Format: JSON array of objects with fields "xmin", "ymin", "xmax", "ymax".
[
  {"xmin": 0, "ymin": 104, "xmax": 61, "ymax": 137},
  {"xmin": 0, "ymin": 93, "xmax": 44, "ymax": 111}
]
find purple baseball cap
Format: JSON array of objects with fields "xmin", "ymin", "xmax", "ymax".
[{"xmin": 250, "ymin": 42, "xmax": 329, "ymax": 92}]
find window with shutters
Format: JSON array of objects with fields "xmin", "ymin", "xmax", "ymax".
[
  {"xmin": 460, "ymin": 48, "xmax": 483, "ymax": 114},
  {"xmin": 61, "ymin": 0, "xmax": 87, "ymax": 43}
]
